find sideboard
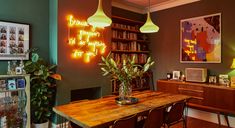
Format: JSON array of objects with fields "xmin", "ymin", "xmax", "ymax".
[{"xmin": 157, "ymin": 79, "xmax": 235, "ymax": 127}]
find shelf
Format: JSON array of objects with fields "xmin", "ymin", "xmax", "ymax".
[
  {"xmin": 111, "ymin": 50, "xmax": 149, "ymax": 54},
  {"xmin": 0, "ymin": 88, "xmax": 25, "ymax": 92},
  {"xmin": 112, "ymin": 26, "xmax": 140, "ymax": 33},
  {"xmin": 112, "ymin": 38, "xmax": 149, "ymax": 43}
]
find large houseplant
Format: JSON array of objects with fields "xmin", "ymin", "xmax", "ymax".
[
  {"xmin": 99, "ymin": 54, "xmax": 154, "ymax": 100},
  {"xmin": 24, "ymin": 52, "xmax": 61, "ymax": 127}
]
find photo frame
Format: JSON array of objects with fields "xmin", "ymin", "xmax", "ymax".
[
  {"xmin": 15, "ymin": 67, "xmax": 23, "ymax": 75},
  {"xmin": 17, "ymin": 78, "xmax": 25, "ymax": 88},
  {"xmin": 0, "ymin": 21, "xmax": 29, "ymax": 60},
  {"xmin": 7, "ymin": 79, "xmax": 16, "ymax": 90},
  {"xmin": 180, "ymin": 13, "xmax": 221, "ymax": 63},
  {"xmin": 208, "ymin": 76, "xmax": 217, "ymax": 84},
  {"xmin": 172, "ymin": 71, "xmax": 180, "ymax": 80},
  {"xmin": 218, "ymin": 74, "xmax": 229, "ymax": 85}
]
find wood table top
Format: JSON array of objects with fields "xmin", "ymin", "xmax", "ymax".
[{"xmin": 53, "ymin": 91, "xmax": 191, "ymax": 128}]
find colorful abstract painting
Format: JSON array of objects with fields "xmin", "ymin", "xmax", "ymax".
[{"xmin": 180, "ymin": 13, "xmax": 221, "ymax": 63}]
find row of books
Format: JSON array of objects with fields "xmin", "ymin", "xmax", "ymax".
[
  {"xmin": 112, "ymin": 23, "xmax": 140, "ymax": 31},
  {"xmin": 112, "ymin": 41, "xmax": 147, "ymax": 51},
  {"xmin": 111, "ymin": 53, "xmax": 148, "ymax": 64},
  {"xmin": 112, "ymin": 30, "xmax": 137, "ymax": 40}
]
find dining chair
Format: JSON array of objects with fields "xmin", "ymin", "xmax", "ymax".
[
  {"xmin": 138, "ymin": 106, "xmax": 165, "ymax": 128},
  {"xmin": 111, "ymin": 114, "xmax": 137, "ymax": 128},
  {"xmin": 164, "ymin": 100, "xmax": 187, "ymax": 128}
]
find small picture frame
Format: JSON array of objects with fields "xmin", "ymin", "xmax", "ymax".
[
  {"xmin": 15, "ymin": 67, "xmax": 22, "ymax": 75},
  {"xmin": 172, "ymin": 71, "xmax": 181, "ymax": 80},
  {"xmin": 0, "ymin": 79, "xmax": 6, "ymax": 90},
  {"xmin": 17, "ymin": 78, "xmax": 25, "ymax": 88},
  {"xmin": 7, "ymin": 79, "xmax": 16, "ymax": 90},
  {"xmin": 219, "ymin": 74, "xmax": 229, "ymax": 85},
  {"xmin": 209, "ymin": 76, "xmax": 217, "ymax": 84}
]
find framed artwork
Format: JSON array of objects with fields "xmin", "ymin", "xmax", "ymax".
[
  {"xmin": 172, "ymin": 71, "xmax": 180, "ymax": 80},
  {"xmin": 180, "ymin": 13, "xmax": 221, "ymax": 63},
  {"xmin": 0, "ymin": 21, "xmax": 29, "ymax": 60}
]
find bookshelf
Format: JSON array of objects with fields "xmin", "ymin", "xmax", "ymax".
[
  {"xmin": 111, "ymin": 16, "xmax": 152, "ymax": 94},
  {"xmin": 0, "ymin": 74, "xmax": 30, "ymax": 128}
]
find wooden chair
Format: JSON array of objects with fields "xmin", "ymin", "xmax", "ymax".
[
  {"xmin": 111, "ymin": 114, "xmax": 137, "ymax": 128},
  {"xmin": 164, "ymin": 100, "xmax": 187, "ymax": 128},
  {"xmin": 137, "ymin": 107, "xmax": 165, "ymax": 128}
]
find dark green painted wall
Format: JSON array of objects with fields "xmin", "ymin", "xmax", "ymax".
[
  {"xmin": 0, "ymin": 0, "xmax": 49, "ymax": 73},
  {"xmin": 149, "ymin": 0, "xmax": 235, "ymax": 88},
  {"xmin": 56, "ymin": 0, "xmax": 112, "ymax": 105}
]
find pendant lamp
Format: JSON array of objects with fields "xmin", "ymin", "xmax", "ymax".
[
  {"xmin": 140, "ymin": 0, "xmax": 159, "ymax": 33},
  {"xmin": 87, "ymin": 0, "xmax": 112, "ymax": 28}
]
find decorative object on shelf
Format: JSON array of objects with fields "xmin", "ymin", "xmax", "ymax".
[
  {"xmin": 99, "ymin": 54, "xmax": 154, "ymax": 104},
  {"xmin": 140, "ymin": 0, "xmax": 159, "ymax": 33},
  {"xmin": 180, "ymin": 74, "xmax": 186, "ymax": 81},
  {"xmin": 17, "ymin": 78, "xmax": 25, "ymax": 88},
  {"xmin": 67, "ymin": 15, "xmax": 106, "ymax": 63},
  {"xmin": 87, "ymin": 0, "xmax": 112, "ymax": 28},
  {"xmin": 209, "ymin": 75, "xmax": 217, "ymax": 84},
  {"xmin": 0, "ymin": 21, "xmax": 29, "ymax": 60},
  {"xmin": 166, "ymin": 73, "xmax": 172, "ymax": 80},
  {"xmin": 219, "ymin": 74, "xmax": 229, "ymax": 86},
  {"xmin": 7, "ymin": 79, "xmax": 16, "ymax": 90},
  {"xmin": 172, "ymin": 71, "xmax": 180, "ymax": 80},
  {"xmin": 231, "ymin": 58, "xmax": 235, "ymax": 69},
  {"xmin": 24, "ymin": 51, "xmax": 61, "ymax": 127},
  {"xmin": 230, "ymin": 76, "xmax": 235, "ymax": 88},
  {"xmin": 180, "ymin": 13, "xmax": 221, "ymax": 63},
  {"xmin": 0, "ymin": 79, "xmax": 6, "ymax": 90}
]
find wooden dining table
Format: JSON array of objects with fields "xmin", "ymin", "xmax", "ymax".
[{"xmin": 53, "ymin": 91, "xmax": 191, "ymax": 128}]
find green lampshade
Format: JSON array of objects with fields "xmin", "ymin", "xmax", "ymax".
[
  {"xmin": 140, "ymin": 12, "xmax": 159, "ymax": 33},
  {"xmin": 231, "ymin": 58, "xmax": 235, "ymax": 69},
  {"xmin": 87, "ymin": 0, "xmax": 112, "ymax": 28}
]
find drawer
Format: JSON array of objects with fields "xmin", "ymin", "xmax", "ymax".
[
  {"xmin": 178, "ymin": 88, "xmax": 204, "ymax": 97},
  {"xmin": 178, "ymin": 84, "xmax": 204, "ymax": 90},
  {"xmin": 188, "ymin": 97, "xmax": 203, "ymax": 105}
]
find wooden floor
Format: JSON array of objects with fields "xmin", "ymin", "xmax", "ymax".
[{"xmin": 171, "ymin": 117, "xmax": 229, "ymax": 128}]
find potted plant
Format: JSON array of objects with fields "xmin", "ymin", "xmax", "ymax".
[
  {"xmin": 24, "ymin": 52, "xmax": 61, "ymax": 128},
  {"xmin": 99, "ymin": 54, "xmax": 154, "ymax": 102}
]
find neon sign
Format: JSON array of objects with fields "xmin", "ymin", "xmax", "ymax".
[{"xmin": 67, "ymin": 15, "xmax": 106, "ymax": 63}]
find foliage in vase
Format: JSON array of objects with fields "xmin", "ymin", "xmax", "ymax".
[
  {"xmin": 99, "ymin": 54, "xmax": 154, "ymax": 90},
  {"xmin": 24, "ymin": 52, "xmax": 61, "ymax": 123}
]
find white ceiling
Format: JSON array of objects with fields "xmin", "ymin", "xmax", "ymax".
[{"xmin": 112, "ymin": 0, "xmax": 200, "ymax": 14}]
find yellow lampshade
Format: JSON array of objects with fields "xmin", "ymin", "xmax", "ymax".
[
  {"xmin": 140, "ymin": 12, "xmax": 159, "ymax": 33},
  {"xmin": 231, "ymin": 58, "xmax": 235, "ymax": 69},
  {"xmin": 87, "ymin": 0, "xmax": 112, "ymax": 28}
]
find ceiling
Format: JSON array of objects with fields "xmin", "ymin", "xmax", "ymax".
[{"xmin": 112, "ymin": 0, "xmax": 200, "ymax": 14}]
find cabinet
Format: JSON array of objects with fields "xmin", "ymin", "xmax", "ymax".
[
  {"xmin": 0, "ymin": 75, "xmax": 30, "ymax": 128},
  {"xmin": 157, "ymin": 80, "xmax": 235, "ymax": 115},
  {"xmin": 111, "ymin": 16, "xmax": 152, "ymax": 94}
]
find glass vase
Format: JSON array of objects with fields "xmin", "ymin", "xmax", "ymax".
[{"xmin": 119, "ymin": 82, "xmax": 132, "ymax": 101}]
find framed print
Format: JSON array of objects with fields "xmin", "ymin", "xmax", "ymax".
[
  {"xmin": 172, "ymin": 71, "xmax": 180, "ymax": 80},
  {"xmin": 180, "ymin": 13, "xmax": 221, "ymax": 63},
  {"xmin": 0, "ymin": 21, "xmax": 29, "ymax": 60},
  {"xmin": 218, "ymin": 74, "xmax": 229, "ymax": 85},
  {"xmin": 17, "ymin": 78, "xmax": 25, "ymax": 88},
  {"xmin": 208, "ymin": 75, "xmax": 217, "ymax": 84},
  {"xmin": 7, "ymin": 79, "xmax": 16, "ymax": 90}
]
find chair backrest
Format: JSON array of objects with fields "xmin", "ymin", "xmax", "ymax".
[
  {"xmin": 113, "ymin": 114, "xmax": 137, "ymax": 128},
  {"xmin": 165, "ymin": 100, "xmax": 186, "ymax": 124},
  {"xmin": 143, "ymin": 107, "xmax": 165, "ymax": 128}
]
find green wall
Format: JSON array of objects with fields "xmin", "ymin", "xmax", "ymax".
[
  {"xmin": 149, "ymin": 0, "xmax": 235, "ymax": 87},
  {"xmin": 56, "ymin": 0, "xmax": 112, "ymax": 105},
  {"xmin": 0, "ymin": 0, "xmax": 49, "ymax": 73}
]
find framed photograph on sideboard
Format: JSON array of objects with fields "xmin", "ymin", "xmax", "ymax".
[
  {"xmin": 0, "ymin": 20, "xmax": 29, "ymax": 60},
  {"xmin": 180, "ymin": 13, "xmax": 221, "ymax": 63}
]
